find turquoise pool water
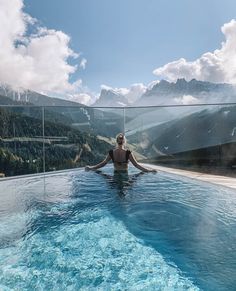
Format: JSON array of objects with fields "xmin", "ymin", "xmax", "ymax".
[{"xmin": 0, "ymin": 167, "xmax": 235, "ymax": 290}]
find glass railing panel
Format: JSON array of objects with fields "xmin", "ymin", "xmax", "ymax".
[
  {"xmin": 91, "ymin": 107, "xmax": 125, "ymax": 137},
  {"xmin": 0, "ymin": 106, "xmax": 44, "ymax": 177},
  {"xmin": 125, "ymin": 104, "xmax": 236, "ymax": 175},
  {"xmin": 43, "ymin": 106, "xmax": 124, "ymax": 172},
  {"xmin": 2, "ymin": 103, "xmax": 236, "ymax": 178}
]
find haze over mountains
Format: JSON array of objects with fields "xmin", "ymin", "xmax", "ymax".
[
  {"xmin": 136, "ymin": 79, "xmax": 236, "ymax": 106},
  {"xmin": 1, "ymin": 78, "xmax": 236, "ymax": 107},
  {"xmin": 93, "ymin": 79, "xmax": 236, "ymax": 107},
  {"xmin": 0, "ymin": 79, "xmax": 236, "ymax": 107}
]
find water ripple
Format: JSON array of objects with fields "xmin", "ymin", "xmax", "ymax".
[{"xmin": 0, "ymin": 167, "xmax": 236, "ymax": 290}]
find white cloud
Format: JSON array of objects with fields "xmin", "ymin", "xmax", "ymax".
[
  {"xmin": 100, "ymin": 83, "xmax": 146, "ymax": 103},
  {"xmin": 153, "ymin": 19, "xmax": 236, "ymax": 84},
  {"xmin": 125, "ymin": 83, "xmax": 147, "ymax": 103},
  {"xmin": 174, "ymin": 95, "xmax": 200, "ymax": 105},
  {"xmin": 0, "ymin": 0, "xmax": 85, "ymax": 98},
  {"xmin": 67, "ymin": 93, "xmax": 93, "ymax": 105},
  {"xmin": 147, "ymin": 80, "xmax": 160, "ymax": 89},
  {"xmin": 101, "ymin": 84, "xmax": 129, "ymax": 96},
  {"xmin": 79, "ymin": 58, "xmax": 87, "ymax": 70}
]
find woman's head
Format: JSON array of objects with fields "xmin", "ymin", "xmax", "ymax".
[{"xmin": 116, "ymin": 133, "xmax": 126, "ymax": 146}]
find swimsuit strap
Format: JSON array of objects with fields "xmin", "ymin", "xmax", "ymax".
[
  {"xmin": 109, "ymin": 149, "xmax": 114, "ymax": 162},
  {"xmin": 125, "ymin": 150, "xmax": 131, "ymax": 162}
]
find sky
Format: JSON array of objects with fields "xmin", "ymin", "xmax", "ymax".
[{"xmin": 1, "ymin": 0, "xmax": 236, "ymax": 104}]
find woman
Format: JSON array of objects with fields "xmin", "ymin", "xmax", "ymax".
[{"xmin": 85, "ymin": 133, "xmax": 156, "ymax": 173}]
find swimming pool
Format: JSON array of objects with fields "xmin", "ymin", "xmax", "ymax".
[{"xmin": 0, "ymin": 166, "xmax": 235, "ymax": 290}]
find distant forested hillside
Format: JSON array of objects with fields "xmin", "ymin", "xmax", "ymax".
[{"xmin": 0, "ymin": 107, "xmax": 111, "ymax": 177}]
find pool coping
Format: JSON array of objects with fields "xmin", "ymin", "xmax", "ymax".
[
  {"xmin": 1, "ymin": 164, "xmax": 236, "ymax": 191},
  {"xmin": 142, "ymin": 163, "xmax": 236, "ymax": 190}
]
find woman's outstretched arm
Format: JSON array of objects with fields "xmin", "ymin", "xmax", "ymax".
[
  {"xmin": 129, "ymin": 152, "xmax": 157, "ymax": 173},
  {"xmin": 85, "ymin": 154, "xmax": 111, "ymax": 171}
]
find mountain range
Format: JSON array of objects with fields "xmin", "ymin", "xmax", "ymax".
[
  {"xmin": 0, "ymin": 84, "xmax": 84, "ymax": 107},
  {"xmin": 136, "ymin": 78, "xmax": 236, "ymax": 106},
  {"xmin": 1, "ymin": 79, "xmax": 236, "ymax": 108},
  {"xmin": 92, "ymin": 88, "xmax": 130, "ymax": 107},
  {"xmin": 93, "ymin": 79, "xmax": 236, "ymax": 107}
]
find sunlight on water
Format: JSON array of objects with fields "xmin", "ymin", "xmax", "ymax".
[
  {"xmin": 0, "ymin": 211, "xmax": 198, "ymax": 290},
  {"xmin": 0, "ymin": 167, "xmax": 235, "ymax": 290}
]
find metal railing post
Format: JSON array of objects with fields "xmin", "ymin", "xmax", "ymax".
[
  {"xmin": 42, "ymin": 106, "xmax": 45, "ymax": 173},
  {"xmin": 123, "ymin": 107, "xmax": 126, "ymax": 134}
]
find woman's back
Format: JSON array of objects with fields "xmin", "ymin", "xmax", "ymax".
[
  {"xmin": 110, "ymin": 148, "xmax": 130, "ymax": 171},
  {"xmin": 85, "ymin": 133, "xmax": 156, "ymax": 173}
]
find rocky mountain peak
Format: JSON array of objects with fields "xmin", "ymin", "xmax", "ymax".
[{"xmin": 93, "ymin": 88, "xmax": 129, "ymax": 107}]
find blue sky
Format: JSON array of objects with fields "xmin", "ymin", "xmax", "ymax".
[
  {"xmin": 1, "ymin": 0, "xmax": 236, "ymax": 104},
  {"xmin": 23, "ymin": 0, "xmax": 236, "ymax": 91}
]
